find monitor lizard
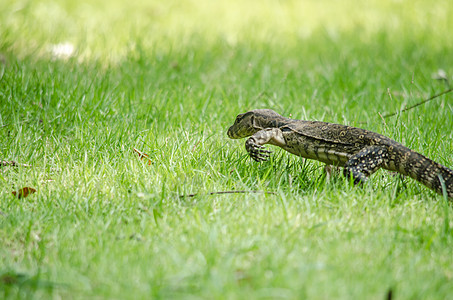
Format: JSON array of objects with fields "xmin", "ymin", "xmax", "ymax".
[{"xmin": 227, "ymin": 109, "xmax": 453, "ymax": 199}]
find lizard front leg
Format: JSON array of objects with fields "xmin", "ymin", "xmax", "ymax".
[
  {"xmin": 245, "ymin": 128, "xmax": 286, "ymax": 162},
  {"xmin": 343, "ymin": 145, "xmax": 389, "ymax": 184}
]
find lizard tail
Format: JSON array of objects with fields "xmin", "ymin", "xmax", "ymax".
[{"xmin": 399, "ymin": 150, "xmax": 453, "ymax": 199}]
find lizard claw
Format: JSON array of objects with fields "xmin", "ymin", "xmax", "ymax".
[{"xmin": 246, "ymin": 139, "xmax": 272, "ymax": 162}]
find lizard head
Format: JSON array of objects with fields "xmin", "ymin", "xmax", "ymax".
[{"xmin": 227, "ymin": 109, "xmax": 285, "ymax": 139}]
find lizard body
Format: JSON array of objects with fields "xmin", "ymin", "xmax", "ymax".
[{"xmin": 227, "ymin": 109, "xmax": 453, "ymax": 199}]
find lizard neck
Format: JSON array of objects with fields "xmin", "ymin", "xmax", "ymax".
[{"xmin": 256, "ymin": 114, "xmax": 293, "ymax": 129}]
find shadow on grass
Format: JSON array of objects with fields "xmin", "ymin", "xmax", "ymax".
[{"xmin": 0, "ymin": 270, "xmax": 68, "ymax": 298}]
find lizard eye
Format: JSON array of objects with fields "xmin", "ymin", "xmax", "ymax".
[{"xmin": 235, "ymin": 113, "xmax": 245, "ymax": 123}]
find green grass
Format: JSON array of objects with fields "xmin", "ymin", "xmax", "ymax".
[{"xmin": 1, "ymin": 0, "xmax": 453, "ymax": 298}]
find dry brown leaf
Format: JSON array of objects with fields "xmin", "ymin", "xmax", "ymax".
[
  {"xmin": 12, "ymin": 187, "xmax": 36, "ymax": 199},
  {"xmin": 133, "ymin": 148, "xmax": 152, "ymax": 165}
]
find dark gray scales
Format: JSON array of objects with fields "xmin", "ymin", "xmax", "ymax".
[
  {"xmin": 343, "ymin": 145, "xmax": 389, "ymax": 184},
  {"xmin": 227, "ymin": 109, "xmax": 453, "ymax": 199}
]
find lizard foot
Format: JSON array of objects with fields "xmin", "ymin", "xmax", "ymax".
[
  {"xmin": 343, "ymin": 168, "xmax": 367, "ymax": 185},
  {"xmin": 246, "ymin": 139, "xmax": 272, "ymax": 162}
]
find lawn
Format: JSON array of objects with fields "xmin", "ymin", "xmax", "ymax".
[{"xmin": 1, "ymin": 0, "xmax": 453, "ymax": 298}]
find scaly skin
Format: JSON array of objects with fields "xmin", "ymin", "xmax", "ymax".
[{"xmin": 227, "ymin": 109, "xmax": 453, "ymax": 199}]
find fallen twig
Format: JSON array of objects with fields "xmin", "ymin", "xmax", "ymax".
[
  {"xmin": 1, "ymin": 160, "xmax": 32, "ymax": 167},
  {"xmin": 358, "ymin": 88, "xmax": 453, "ymax": 125},
  {"xmin": 380, "ymin": 87, "xmax": 453, "ymax": 119},
  {"xmin": 180, "ymin": 190, "xmax": 277, "ymax": 198}
]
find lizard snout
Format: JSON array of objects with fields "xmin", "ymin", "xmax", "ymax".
[{"xmin": 227, "ymin": 126, "xmax": 235, "ymax": 139}]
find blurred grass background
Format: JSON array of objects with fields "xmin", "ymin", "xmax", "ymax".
[{"xmin": 2, "ymin": 0, "xmax": 452, "ymax": 61}]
